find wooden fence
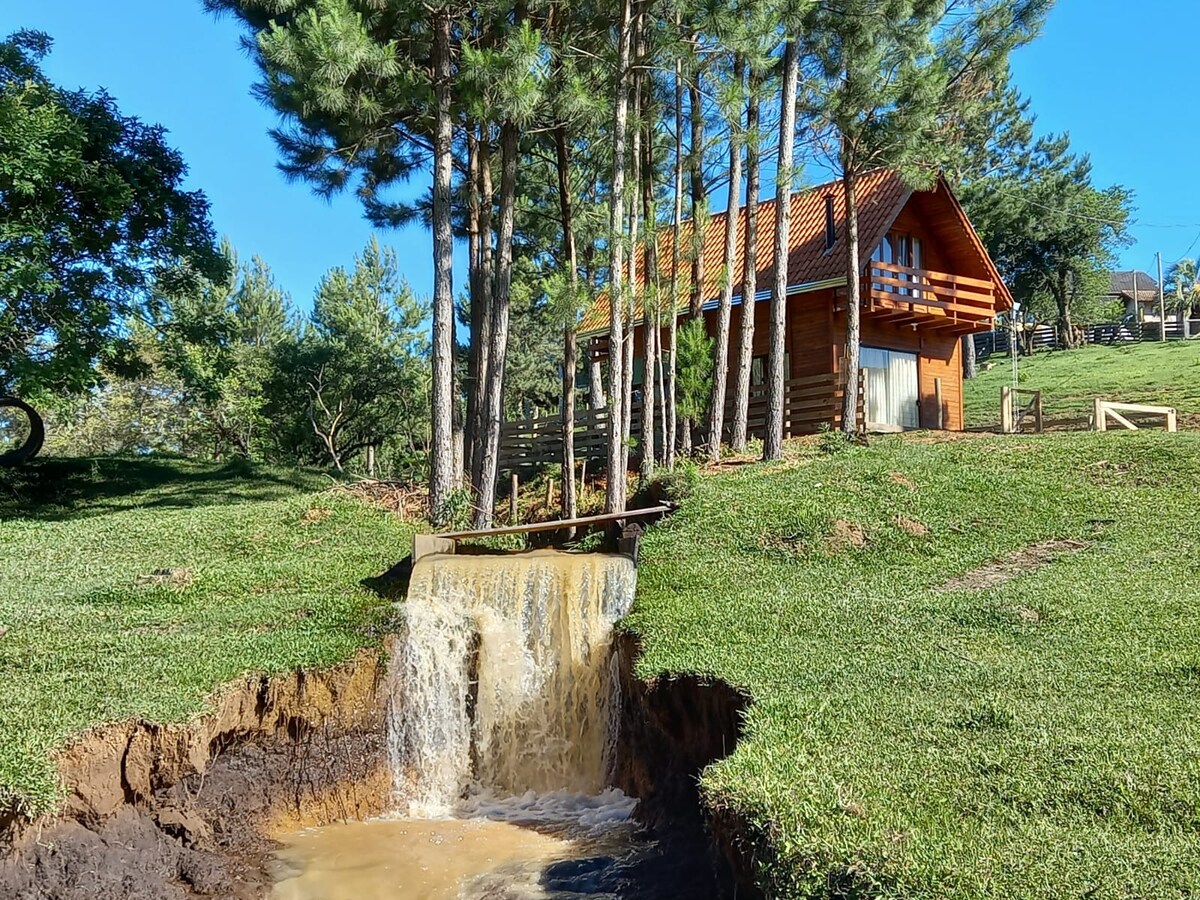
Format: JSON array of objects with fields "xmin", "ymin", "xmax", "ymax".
[
  {"xmin": 499, "ymin": 371, "xmax": 863, "ymax": 475},
  {"xmin": 976, "ymin": 318, "xmax": 1200, "ymax": 358},
  {"xmin": 982, "ymin": 387, "xmax": 1182, "ymax": 435},
  {"xmin": 1092, "ymin": 400, "xmax": 1178, "ymax": 433},
  {"xmin": 1000, "ymin": 387, "xmax": 1043, "ymax": 434}
]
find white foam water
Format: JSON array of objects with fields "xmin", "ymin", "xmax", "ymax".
[{"xmin": 389, "ymin": 549, "xmax": 638, "ymax": 812}]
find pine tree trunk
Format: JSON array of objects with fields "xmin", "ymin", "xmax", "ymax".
[
  {"xmin": 688, "ymin": 59, "xmax": 707, "ymax": 318},
  {"xmin": 623, "ymin": 76, "xmax": 641, "ymax": 480},
  {"xmin": 464, "ymin": 127, "xmax": 483, "ymax": 485},
  {"xmin": 589, "ymin": 357, "xmax": 606, "ymax": 408},
  {"xmin": 840, "ymin": 167, "xmax": 862, "ymax": 435},
  {"xmin": 554, "ymin": 125, "xmax": 578, "ymax": 522},
  {"xmin": 605, "ymin": 0, "xmax": 633, "ymax": 513},
  {"xmin": 763, "ymin": 39, "xmax": 798, "ymax": 461},
  {"xmin": 962, "ymin": 333, "xmax": 977, "ymax": 380},
  {"xmin": 639, "ymin": 104, "xmax": 659, "ymax": 482},
  {"xmin": 664, "ymin": 44, "xmax": 683, "ymax": 469},
  {"xmin": 730, "ymin": 75, "xmax": 761, "ymax": 452},
  {"xmin": 682, "ymin": 53, "xmax": 706, "ymax": 455},
  {"xmin": 428, "ymin": 11, "xmax": 457, "ymax": 522},
  {"xmin": 473, "ymin": 120, "xmax": 519, "ymax": 528},
  {"xmin": 707, "ymin": 55, "xmax": 745, "ymax": 463},
  {"xmin": 468, "ymin": 137, "xmax": 495, "ymax": 494}
]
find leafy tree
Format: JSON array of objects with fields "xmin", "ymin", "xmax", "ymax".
[
  {"xmin": 0, "ymin": 30, "xmax": 223, "ymax": 402},
  {"xmin": 966, "ymin": 136, "xmax": 1133, "ymax": 349},
  {"xmin": 41, "ymin": 375, "xmax": 193, "ymax": 458}
]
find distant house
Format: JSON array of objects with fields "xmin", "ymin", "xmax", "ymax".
[
  {"xmin": 1106, "ymin": 271, "xmax": 1160, "ymax": 322},
  {"xmin": 581, "ymin": 169, "xmax": 1011, "ymax": 434}
]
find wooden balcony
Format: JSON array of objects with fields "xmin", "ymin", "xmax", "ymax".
[{"xmin": 863, "ymin": 262, "xmax": 997, "ymax": 335}]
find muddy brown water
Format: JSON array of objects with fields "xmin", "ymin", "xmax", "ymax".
[
  {"xmin": 270, "ymin": 550, "xmax": 725, "ymax": 900},
  {"xmin": 270, "ymin": 796, "xmax": 723, "ymax": 899}
]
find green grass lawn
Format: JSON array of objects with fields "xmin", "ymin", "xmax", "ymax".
[
  {"xmin": 0, "ymin": 456, "xmax": 414, "ymax": 817},
  {"xmin": 630, "ymin": 432, "xmax": 1200, "ymax": 898},
  {"xmin": 963, "ymin": 340, "xmax": 1200, "ymax": 427}
]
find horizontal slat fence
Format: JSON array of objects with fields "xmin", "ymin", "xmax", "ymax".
[
  {"xmin": 976, "ymin": 319, "xmax": 1200, "ymax": 358},
  {"xmin": 499, "ymin": 371, "xmax": 863, "ymax": 475}
]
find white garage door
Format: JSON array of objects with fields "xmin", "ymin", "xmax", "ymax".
[{"xmin": 861, "ymin": 347, "xmax": 919, "ymax": 430}]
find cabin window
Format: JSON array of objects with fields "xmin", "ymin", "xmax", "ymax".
[{"xmin": 872, "ymin": 232, "xmax": 923, "ymax": 298}]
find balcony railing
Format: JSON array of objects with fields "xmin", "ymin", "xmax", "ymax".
[{"xmin": 864, "ymin": 262, "xmax": 997, "ymax": 333}]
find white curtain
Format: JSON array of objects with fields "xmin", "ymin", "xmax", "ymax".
[{"xmin": 862, "ymin": 347, "xmax": 918, "ymax": 429}]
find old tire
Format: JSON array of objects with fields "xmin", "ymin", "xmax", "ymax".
[{"xmin": 0, "ymin": 396, "xmax": 45, "ymax": 466}]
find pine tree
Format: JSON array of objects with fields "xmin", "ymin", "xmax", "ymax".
[
  {"xmin": 605, "ymin": 0, "xmax": 635, "ymax": 513},
  {"xmin": 706, "ymin": 53, "xmax": 745, "ymax": 462},
  {"xmin": 801, "ymin": 0, "xmax": 1050, "ymax": 433},
  {"xmin": 206, "ymin": 0, "xmax": 461, "ymax": 517},
  {"xmin": 730, "ymin": 60, "xmax": 768, "ymax": 451},
  {"xmin": 297, "ymin": 239, "xmax": 429, "ymax": 472},
  {"xmin": 763, "ymin": 36, "xmax": 800, "ymax": 461}
]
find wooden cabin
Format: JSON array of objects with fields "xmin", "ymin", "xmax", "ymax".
[
  {"xmin": 580, "ymin": 169, "xmax": 1011, "ymax": 435},
  {"xmin": 499, "ymin": 171, "xmax": 1010, "ymax": 474}
]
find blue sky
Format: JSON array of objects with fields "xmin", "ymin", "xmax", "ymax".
[{"xmin": 2, "ymin": 0, "xmax": 1195, "ymax": 306}]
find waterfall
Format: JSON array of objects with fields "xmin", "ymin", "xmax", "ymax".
[{"xmin": 388, "ymin": 549, "xmax": 637, "ymax": 812}]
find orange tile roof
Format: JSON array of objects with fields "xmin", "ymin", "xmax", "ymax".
[
  {"xmin": 579, "ymin": 169, "xmax": 1010, "ymax": 335},
  {"xmin": 580, "ymin": 169, "xmax": 909, "ymax": 334}
]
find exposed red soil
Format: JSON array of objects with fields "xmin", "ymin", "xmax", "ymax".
[{"xmin": 0, "ymin": 648, "xmax": 391, "ymax": 899}]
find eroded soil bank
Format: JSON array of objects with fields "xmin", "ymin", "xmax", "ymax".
[
  {"xmin": 0, "ymin": 648, "xmax": 391, "ymax": 899},
  {"xmin": 609, "ymin": 632, "xmax": 758, "ymax": 899},
  {"xmin": 0, "ymin": 635, "xmax": 758, "ymax": 899}
]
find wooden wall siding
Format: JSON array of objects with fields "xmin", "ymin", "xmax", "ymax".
[
  {"xmin": 909, "ymin": 186, "xmax": 994, "ymax": 285},
  {"xmin": 918, "ymin": 330, "xmax": 963, "ymax": 430},
  {"xmin": 789, "ymin": 291, "xmax": 837, "ymax": 379}
]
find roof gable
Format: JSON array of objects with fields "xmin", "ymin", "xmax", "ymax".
[{"xmin": 580, "ymin": 169, "xmax": 1010, "ymax": 334}]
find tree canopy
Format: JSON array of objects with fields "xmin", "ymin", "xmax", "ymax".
[{"xmin": 0, "ymin": 30, "xmax": 223, "ymax": 400}]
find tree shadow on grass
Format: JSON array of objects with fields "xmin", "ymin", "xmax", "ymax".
[{"xmin": 0, "ymin": 455, "xmax": 326, "ymax": 522}]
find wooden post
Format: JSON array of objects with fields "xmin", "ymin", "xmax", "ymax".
[
  {"xmin": 579, "ymin": 458, "xmax": 587, "ymax": 493},
  {"xmin": 1167, "ymin": 408, "xmax": 1178, "ymax": 433},
  {"xmin": 934, "ymin": 377, "xmax": 944, "ymax": 430},
  {"xmin": 1001, "ymin": 386, "xmax": 1013, "ymax": 434},
  {"xmin": 510, "ymin": 473, "xmax": 519, "ymax": 523},
  {"xmin": 545, "ymin": 476, "xmax": 554, "ymax": 510},
  {"xmin": 1034, "ymin": 391, "xmax": 1044, "ymax": 433},
  {"xmin": 1093, "ymin": 398, "xmax": 1106, "ymax": 432}
]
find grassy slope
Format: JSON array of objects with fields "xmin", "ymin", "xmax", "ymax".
[
  {"xmin": 0, "ymin": 457, "xmax": 414, "ymax": 816},
  {"xmin": 963, "ymin": 340, "xmax": 1200, "ymax": 427},
  {"xmin": 630, "ymin": 433, "xmax": 1200, "ymax": 898}
]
